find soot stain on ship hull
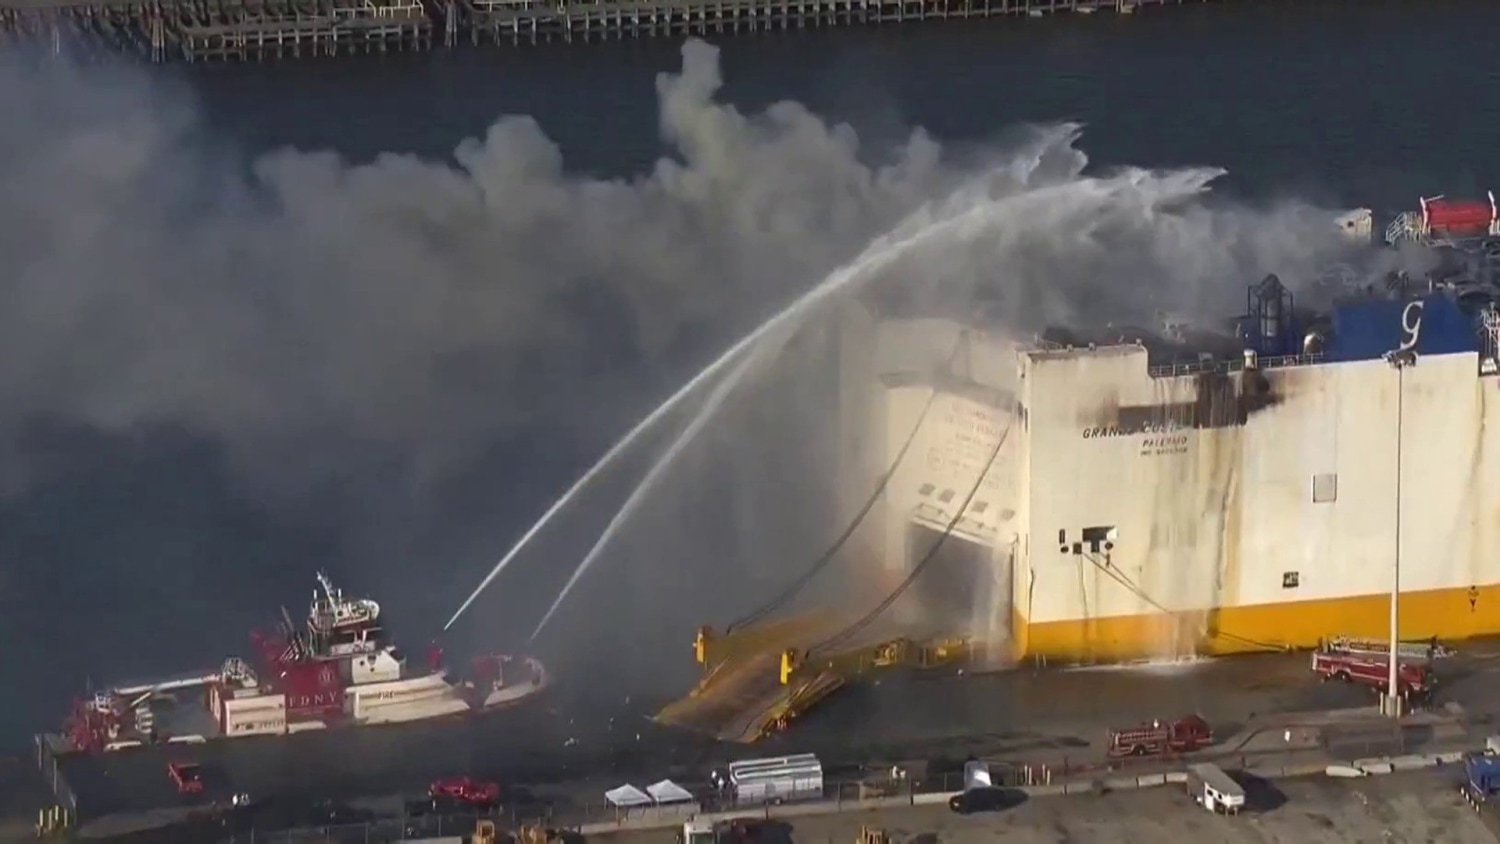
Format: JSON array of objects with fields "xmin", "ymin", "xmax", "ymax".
[{"xmin": 1100, "ymin": 369, "xmax": 1282, "ymax": 435}]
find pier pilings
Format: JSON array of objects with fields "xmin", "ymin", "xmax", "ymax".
[{"xmin": 0, "ymin": 0, "xmax": 1212, "ymax": 61}]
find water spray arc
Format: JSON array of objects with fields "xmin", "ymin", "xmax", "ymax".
[
  {"xmin": 444, "ymin": 159, "xmax": 1038, "ymax": 633},
  {"xmin": 449, "ymin": 117, "xmax": 1304, "ymax": 640},
  {"xmin": 526, "ymin": 337, "xmax": 775, "ymax": 641},
  {"xmin": 442, "ymin": 240, "xmax": 878, "ymax": 632},
  {"xmin": 522, "ymin": 180, "xmax": 1084, "ymax": 641}
]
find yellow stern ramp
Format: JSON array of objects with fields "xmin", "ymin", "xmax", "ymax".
[{"xmin": 654, "ymin": 615, "xmax": 979, "ymax": 743}]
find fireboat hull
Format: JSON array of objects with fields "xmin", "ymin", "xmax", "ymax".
[
  {"xmin": 59, "ymin": 657, "xmax": 549, "ymax": 754},
  {"xmin": 61, "ymin": 572, "xmax": 551, "ymax": 755},
  {"xmin": 211, "ymin": 657, "xmax": 551, "ymax": 745}
]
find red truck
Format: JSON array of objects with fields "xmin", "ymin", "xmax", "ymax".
[
  {"xmin": 430, "ymin": 776, "xmax": 501, "ymax": 810},
  {"xmin": 1311, "ymin": 650, "xmax": 1433, "ymax": 697},
  {"xmin": 1106, "ymin": 714, "xmax": 1214, "ymax": 758},
  {"xmin": 167, "ymin": 761, "xmax": 204, "ymax": 796}
]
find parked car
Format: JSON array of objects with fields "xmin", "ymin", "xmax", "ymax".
[{"xmin": 948, "ymin": 787, "xmax": 1024, "ymax": 815}]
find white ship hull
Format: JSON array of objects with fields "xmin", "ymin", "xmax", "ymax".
[
  {"xmin": 74, "ymin": 658, "xmax": 549, "ymax": 752},
  {"xmin": 841, "ymin": 309, "xmax": 1500, "ymax": 662},
  {"xmin": 215, "ymin": 657, "xmax": 550, "ymax": 740},
  {"xmin": 61, "ymin": 570, "xmax": 552, "ymax": 754}
]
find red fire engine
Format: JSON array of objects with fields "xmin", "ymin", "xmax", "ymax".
[
  {"xmin": 168, "ymin": 761, "xmax": 204, "ymax": 796},
  {"xmin": 1310, "ymin": 650, "xmax": 1432, "ymax": 697},
  {"xmin": 430, "ymin": 776, "xmax": 501, "ymax": 809},
  {"xmin": 1106, "ymin": 714, "xmax": 1214, "ymax": 758}
]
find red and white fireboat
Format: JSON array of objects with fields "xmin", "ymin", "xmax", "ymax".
[{"xmin": 61, "ymin": 572, "xmax": 548, "ymax": 753}]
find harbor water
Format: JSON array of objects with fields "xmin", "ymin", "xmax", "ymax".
[{"xmin": 2, "ymin": 0, "xmax": 1500, "ymax": 752}]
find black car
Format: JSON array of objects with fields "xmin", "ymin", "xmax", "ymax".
[{"xmin": 947, "ymin": 787, "xmax": 1025, "ymax": 815}]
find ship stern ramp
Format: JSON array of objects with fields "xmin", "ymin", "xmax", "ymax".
[
  {"xmin": 653, "ymin": 612, "xmax": 847, "ymax": 738},
  {"xmin": 653, "ymin": 612, "xmax": 978, "ymax": 743}
]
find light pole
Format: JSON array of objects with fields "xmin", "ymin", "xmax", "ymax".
[{"xmin": 1383, "ymin": 348, "xmax": 1415, "ymax": 717}]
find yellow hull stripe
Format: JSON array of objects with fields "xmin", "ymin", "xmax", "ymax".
[{"xmin": 1013, "ymin": 582, "xmax": 1494, "ymax": 662}]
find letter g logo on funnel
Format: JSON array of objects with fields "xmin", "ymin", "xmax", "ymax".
[{"xmin": 1398, "ymin": 300, "xmax": 1425, "ymax": 352}]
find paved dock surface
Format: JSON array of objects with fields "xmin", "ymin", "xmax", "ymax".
[
  {"xmin": 55, "ymin": 651, "xmax": 1370, "ymax": 821},
  {"xmin": 34, "ymin": 641, "xmax": 1500, "ymax": 838},
  {"xmin": 595, "ymin": 771, "xmax": 1489, "ymax": 844}
]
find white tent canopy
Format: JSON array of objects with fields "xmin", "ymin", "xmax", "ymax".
[
  {"xmin": 605, "ymin": 784, "xmax": 653, "ymax": 808},
  {"xmin": 646, "ymin": 779, "xmax": 694, "ymax": 804}
]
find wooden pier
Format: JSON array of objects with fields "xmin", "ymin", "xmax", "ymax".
[{"xmin": 0, "ymin": 0, "xmax": 1215, "ymax": 61}]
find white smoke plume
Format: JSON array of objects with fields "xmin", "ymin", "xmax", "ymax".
[
  {"xmin": 0, "ymin": 38, "xmax": 1373, "ymax": 735},
  {"xmin": 0, "ymin": 42, "xmax": 1364, "ymax": 496},
  {"xmin": 0, "ymin": 41, "xmax": 958, "ymax": 501}
]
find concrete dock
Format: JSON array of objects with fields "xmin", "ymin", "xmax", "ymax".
[
  {"xmin": 0, "ymin": 0, "xmax": 1219, "ymax": 62},
  {"xmin": 30, "ymin": 643, "xmax": 1500, "ymax": 841},
  {"xmin": 594, "ymin": 771, "xmax": 1497, "ymax": 844}
]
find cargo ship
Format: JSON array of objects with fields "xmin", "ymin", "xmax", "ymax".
[
  {"xmin": 59, "ymin": 572, "xmax": 548, "ymax": 752},
  {"xmin": 834, "ymin": 192, "xmax": 1500, "ymax": 664}
]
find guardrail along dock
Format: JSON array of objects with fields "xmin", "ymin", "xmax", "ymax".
[{"xmin": 0, "ymin": 0, "xmax": 1217, "ymax": 61}]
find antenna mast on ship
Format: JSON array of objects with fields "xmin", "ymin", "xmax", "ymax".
[{"xmin": 309, "ymin": 572, "xmax": 379, "ymax": 629}]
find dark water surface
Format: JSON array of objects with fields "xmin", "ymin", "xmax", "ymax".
[{"xmin": 4, "ymin": 0, "xmax": 1499, "ymax": 750}]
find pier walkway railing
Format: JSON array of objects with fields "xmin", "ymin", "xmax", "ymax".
[{"xmin": 0, "ymin": 0, "xmax": 1218, "ymax": 62}]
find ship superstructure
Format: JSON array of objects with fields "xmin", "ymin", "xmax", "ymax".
[
  {"xmin": 62, "ymin": 573, "xmax": 548, "ymax": 752},
  {"xmin": 654, "ymin": 195, "xmax": 1500, "ymax": 744},
  {"xmin": 832, "ymin": 194, "xmax": 1500, "ymax": 663}
]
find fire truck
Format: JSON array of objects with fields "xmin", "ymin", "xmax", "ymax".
[
  {"xmin": 429, "ymin": 776, "xmax": 501, "ymax": 810},
  {"xmin": 1105, "ymin": 715, "xmax": 1214, "ymax": 758},
  {"xmin": 1310, "ymin": 650, "xmax": 1433, "ymax": 698},
  {"xmin": 167, "ymin": 761, "xmax": 204, "ymax": 796}
]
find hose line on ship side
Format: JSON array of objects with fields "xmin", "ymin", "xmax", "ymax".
[
  {"xmin": 1077, "ymin": 553, "xmax": 1286, "ymax": 654},
  {"xmin": 808, "ymin": 418, "xmax": 1012, "ymax": 657},
  {"xmin": 726, "ymin": 335, "xmax": 970, "ymax": 634}
]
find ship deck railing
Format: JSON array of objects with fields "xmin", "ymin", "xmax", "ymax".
[
  {"xmin": 330, "ymin": 1, "xmax": 424, "ymax": 21},
  {"xmin": 1147, "ymin": 352, "xmax": 1325, "ymax": 380}
]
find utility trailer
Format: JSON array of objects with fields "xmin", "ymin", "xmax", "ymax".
[
  {"xmin": 710, "ymin": 753, "xmax": 823, "ymax": 806},
  {"xmin": 1185, "ymin": 763, "xmax": 1244, "ymax": 815}
]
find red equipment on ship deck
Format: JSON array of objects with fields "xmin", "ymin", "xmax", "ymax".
[
  {"xmin": 1420, "ymin": 194, "xmax": 1500, "ymax": 238},
  {"xmin": 1106, "ymin": 714, "xmax": 1213, "ymax": 758}
]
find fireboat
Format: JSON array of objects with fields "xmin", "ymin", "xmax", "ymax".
[{"xmin": 60, "ymin": 572, "xmax": 547, "ymax": 752}]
